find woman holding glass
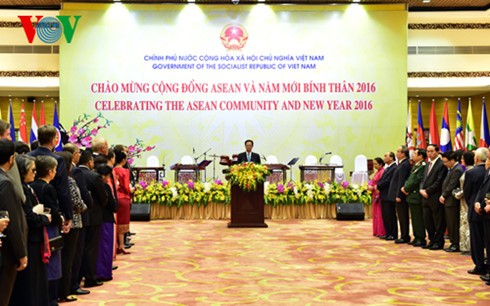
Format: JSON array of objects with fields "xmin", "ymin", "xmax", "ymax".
[
  {"xmin": 29, "ymin": 155, "xmax": 63, "ymax": 306},
  {"xmin": 10, "ymin": 155, "xmax": 51, "ymax": 306}
]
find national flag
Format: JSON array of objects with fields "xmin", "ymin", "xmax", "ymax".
[
  {"xmin": 440, "ymin": 100, "xmax": 452, "ymax": 152},
  {"xmin": 18, "ymin": 102, "xmax": 27, "ymax": 143},
  {"xmin": 53, "ymin": 102, "xmax": 62, "ymax": 152},
  {"xmin": 429, "ymin": 99, "xmax": 440, "ymax": 146},
  {"xmin": 480, "ymin": 98, "xmax": 490, "ymax": 148},
  {"xmin": 465, "ymin": 98, "xmax": 477, "ymax": 151},
  {"xmin": 417, "ymin": 100, "xmax": 427, "ymax": 149},
  {"xmin": 454, "ymin": 98, "xmax": 464, "ymax": 150},
  {"xmin": 30, "ymin": 101, "xmax": 38, "ymax": 144},
  {"xmin": 8, "ymin": 101, "xmax": 15, "ymax": 141},
  {"xmin": 406, "ymin": 102, "xmax": 415, "ymax": 157},
  {"xmin": 40, "ymin": 100, "xmax": 46, "ymax": 125}
]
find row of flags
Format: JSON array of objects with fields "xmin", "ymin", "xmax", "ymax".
[
  {"xmin": 1, "ymin": 100, "xmax": 62, "ymax": 151},
  {"xmin": 406, "ymin": 97, "xmax": 487, "ymax": 155}
]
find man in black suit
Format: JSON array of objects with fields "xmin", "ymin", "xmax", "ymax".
[
  {"xmin": 389, "ymin": 146, "xmax": 412, "ymax": 244},
  {"xmin": 78, "ymin": 150, "xmax": 108, "ymax": 288},
  {"xmin": 420, "ymin": 144, "xmax": 448, "ymax": 250},
  {"xmin": 439, "ymin": 151, "xmax": 464, "ymax": 252},
  {"xmin": 376, "ymin": 151, "xmax": 397, "ymax": 240},
  {"xmin": 236, "ymin": 139, "xmax": 261, "ymax": 164},
  {"xmin": 28, "ymin": 125, "xmax": 73, "ymax": 232},
  {"xmin": 0, "ymin": 139, "xmax": 28, "ymax": 305},
  {"xmin": 465, "ymin": 148, "xmax": 488, "ymax": 276}
]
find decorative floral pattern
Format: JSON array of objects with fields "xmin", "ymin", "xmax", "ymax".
[
  {"xmin": 67, "ymin": 112, "xmax": 112, "ymax": 148},
  {"xmin": 126, "ymin": 138, "xmax": 156, "ymax": 165}
]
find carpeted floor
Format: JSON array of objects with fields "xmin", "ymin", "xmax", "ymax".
[{"xmin": 73, "ymin": 219, "xmax": 490, "ymax": 305}]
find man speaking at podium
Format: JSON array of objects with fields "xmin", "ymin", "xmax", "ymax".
[{"xmin": 237, "ymin": 140, "xmax": 261, "ymax": 164}]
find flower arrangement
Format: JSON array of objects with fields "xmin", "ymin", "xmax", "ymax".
[
  {"xmin": 133, "ymin": 179, "xmax": 230, "ymax": 207},
  {"xmin": 126, "ymin": 138, "xmax": 156, "ymax": 165},
  {"xmin": 133, "ymin": 179, "xmax": 371, "ymax": 207},
  {"xmin": 228, "ymin": 162, "xmax": 270, "ymax": 192},
  {"xmin": 67, "ymin": 113, "xmax": 112, "ymax": 148}
]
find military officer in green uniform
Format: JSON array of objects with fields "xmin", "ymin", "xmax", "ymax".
[{"xmin": 401, "ymin": 148, "xmax": 427, "ymax": 247}]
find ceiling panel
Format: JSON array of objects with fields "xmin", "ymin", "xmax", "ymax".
[{"xmin": 0, "ymin": 0, "xmax": 489, "ymax": 11}]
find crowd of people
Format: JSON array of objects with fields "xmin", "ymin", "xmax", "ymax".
[
  {"xmin": 368, "ymin": 144, "xmax": 490, "ymax": 286},
  {"xmin": 0, "ymin": 120, "xmax": 136, "ymax": 306}
]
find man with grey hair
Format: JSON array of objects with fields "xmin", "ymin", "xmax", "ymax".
[
  {"xmin": 465, "ymin": 148, "xmax": 488, "ymax": 276},
  {"xmin": 92, "ymin": 137, "xmax": 109, "ymax": 156}
]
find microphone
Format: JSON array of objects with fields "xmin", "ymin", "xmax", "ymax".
[
  {"xmin": 319, "ymin": 152, "xmax": 332, "ymax": 163},
  {"xmin": 261, "ymin": 154, "xmax": 267, "ymax": 162},
  {"xmin": 193, "ymin": 147, "xmax": 195, "ymax": 155}
]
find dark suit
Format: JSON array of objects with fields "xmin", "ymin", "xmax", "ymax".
[
  {"xmin": 376, "ymin": 162, "xmax": 397, "ymax": 238},
  {"xmin": 79, "ymin": 165, "xmax": 108, "ymax": 284},
  {"xmin": 421, "ymin": 157, "xmax": 448, "ymax": 247},
  {"xmin": 0, "ymin": 168, "xmax": 28, "ymax": 306},
  {"xmin": 464, "ymin": 164, "xmax": 486, "ymax": 271},
  {"xmin": 441, "ymin": 163, "xmax": 463, "ymax": 248},
  {"xmin": 388, "ymin": 158, "xmax": 412, "ymax": 241},
  {"xmin": 28, "ymin": 147, "xmax": 73, "ymax": 220},
  {"xmin": 70, "ymin": 165, "xmax": 93, "ymax": 293},
  {"xmin": 237, "ymin": 152, "xmax": 261, "ymax": 164}
]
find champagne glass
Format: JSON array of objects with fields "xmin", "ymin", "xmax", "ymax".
[{"xmin": 0, "ymin": 210, "xmax": 9, "ymax": 238}]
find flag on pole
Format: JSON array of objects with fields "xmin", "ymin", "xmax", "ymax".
[
  {"xmin": 30, "ymin": 101, "xmax": 38, "ymax": 144},
  {"xmin": 440, "ymin": 99, "xmax": 452, "ymax": 152},
  {"xmin": 8, "ymin": 100, "xmax": 16, "ymax": 141},
  {"xmin": 53, "ymin": 102, "xmax": 62, "ymax": 152},
  {"xmin": 417, "ymin": 100, "xmax": 427, "ymax": 149},
  {"xmin": 480, "ymin": 98, "xmax": 490, "ymax": 148},
  {"xmin": 454, "ymin": 98, "xmax": 464, "ymax": 150},
  {"xmin": 465, "ymin": 98, "xmax": 477, "ymax": 151},
  {"xmin": 406, "ymin": 102, "xmax": 415, "ymax": 157},
  {"xmin": 429, "ymin": 99, "xmax": 440, "ymax": 146},
  {"xmin": 18, "ymin": 102, "xmax": 28, "ymax": 143},
  {"xmin": 40, "ymin": 100, "xmax": 46, "ymax": 125}
]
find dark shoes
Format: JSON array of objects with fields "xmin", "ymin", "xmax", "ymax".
[
  {"xmin": 97, "ymin": 277, "xmax": 113, "ymax": 282},
  {"xmin": 84, "ymin": 280, "xmax": 103, "ymax": 288},
  {"xmin": 58, "ymin": 296, "xmax": 77, "ymax": 303},
  {"xmin": 112, "ymin": 265, "xmax": 118, "ymax": 270},
  {"xmin": 385, "ymin": 236, "xmax": 396, "ymax": 241},
  {"xmin": 467, "ymin": 268, "xmax": 486, "ymax": 275},
  {"xmin": 71, "ymin": 288, "xmax": 90, "ymax": 295},
  {"xmin": 429, "ymin": 244, "xmax": 444, "ymax": 250},
  {"xmin": 117, "ymin": 248, "xmax": 130, "ymax": 255},
  {"xmin": 395, "ymin": 239, "xmax": 410, "ymax": 244},
  {"xmin": 444, "ymin": 245, "xmax": 460, "ymax": 253},
  {"xmin": 421, "ymin": 243, "xmax": 433, "ymax": 249},
  {"xmin": 378, "ymin": 235, "xmax": 386, "ymax": 239},
  {"xmin": 480, "ymin": 274, "xmax": 490, "ymax": 281},
  {"xmin": 412, "ymin": 240, "xmax": 427, "ymax": 247}
]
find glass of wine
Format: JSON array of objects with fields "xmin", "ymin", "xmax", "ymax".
[{"xmin": 0, "ymin": 210, "xmax": 9, "ymax": 238}]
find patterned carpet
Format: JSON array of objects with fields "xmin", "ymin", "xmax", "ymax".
[{"xmin": 73, "ymin": 219, "xmax": 490, "ymax": 305}]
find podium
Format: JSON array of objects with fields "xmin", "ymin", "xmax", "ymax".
[
  {"xmin": 265, "ymin": 164, "xmax": 289, "ymax": 183},
  {"xmin": 299, "ymin": 164, "xmax": 343, "ymax": 183},
  {"xmin": 228, "ymin": 183, "xmax": 268, "ymax": 228},
  {"xmin": 170, "ymin": 164, "xmax": 200, "ymax": 183}
]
